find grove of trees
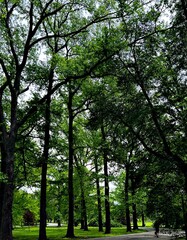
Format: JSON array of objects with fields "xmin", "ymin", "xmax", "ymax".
[{"xmin": 0, "ymin": 0, "xmax": 187, "ymax": 239}]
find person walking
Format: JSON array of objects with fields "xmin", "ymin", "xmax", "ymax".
[{"xmin": 154, "ymin": 220, "xmax": 160, "ymax": 238}]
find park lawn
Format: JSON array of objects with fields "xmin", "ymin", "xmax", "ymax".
[{"xmin": 13, "ymin": 226, "xmax": 146, "ymax": 240}]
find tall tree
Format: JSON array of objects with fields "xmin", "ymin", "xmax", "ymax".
[
  {"xmin": 114, "ymin": 0, "xmax": 187, "ymax": 235},
  {"xmin": 38, "ymin": 67, "xmax": 53, "ymax": 240},
  {"xmin": 0, "ymin": 1, "xmax": 118, "ymax": 238},
  {"xmin": 101, "ymin": 124, "xmax": 111, "ymax": 234}
]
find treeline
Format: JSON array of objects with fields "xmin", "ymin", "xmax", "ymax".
[{"xmin": 0, "ymin": 0, "xmax": 187, "ymax": 239}]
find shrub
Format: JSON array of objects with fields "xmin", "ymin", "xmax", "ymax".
[{"xmin": 23, "ymin": 209, "xmax": 35, "ymax": 226}]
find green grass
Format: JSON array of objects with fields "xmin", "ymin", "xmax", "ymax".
[
  {"xmin": 13, "ymin": 226, "xmax": 146, "ymax": 240},
  {"xmin": 137, "ymin": 220, "xmax": 153, "ymax": 227}
]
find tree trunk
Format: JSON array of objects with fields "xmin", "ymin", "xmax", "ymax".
[
  {"xmin": 80, "ymin": 219, "xmax": 85, "ymax": 230},
  {"xmin": 0, "ymin": 141, "xmax": 15, "ymax": 240},
  {"xmin": 0, "ymin": 143, "xmax": 6, "ymax": 232},
  {"xmin": 183, "ymin": 173, "xmax": 187, "ymax": 240},
  {"xmin": 74, "ymin": 155, "xmax": 88, "ymax": 231},
  {"xmin": 66, "ymin": 84, "xmax": 75, "ymax": 238},
  {"xmin": 131, "ymin": 178, "xmax": 138, "ymax": 230},
  {"xmin": 0, "ymin": 182, "xmax": 3, "ymax": 231},
  {"xmin": 39, "ymin": 162, "xmax": 47, "ymax": 240},
  {"xmin": 101, "ymin": 125, "xmax": 111, "ymax": 234},
  {"xmin": 0, "ymin": 182, "xmax": 14, "ymax": 240},
  {"xmin": 141, "ymin": 212, "xmax": 145, "ymax": 227},
  {"xmin": 104, "ymin": 167, "xmax": 111, "ymax": 234},
  {"xmin": 81, "ymin": 195, "xmax": 88, "ymax": 231},
  {"xmin": 94, "ymin": 158, "xmax": 103, "ymax": 232},
  {"xmin": 80, "ymin": 193, "xmax": 85, "ymax": 230},
  {"xmin": 125, "ymin": 164, "xmax": 131, "ymax": 232},
  {"xmin": 39, "ymin": 70, "xmax": 53, "ymax": 240},
  {"xmin": 132, "ymin": 202, "xmax": 138, "ymax": 230},
  {"xmin": 97, "ymin": 181, "xmax": 103, "ymax": 232},
  {"xmin": 57, "ymin": 219, "xmax": 61, "ymax": 227},
  {"xmin": 79, "ymin": 175, "xmax": 88, "ymax": 231}
]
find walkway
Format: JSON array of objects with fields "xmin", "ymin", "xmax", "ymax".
[{"xmin": 87, "ymin": 228, "xmax": 178, "ymax": 240}]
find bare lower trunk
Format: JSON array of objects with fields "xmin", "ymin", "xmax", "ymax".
[
  {"xmin": 80, "ymin": 184, "xmax": 88, "ymax": 230},
  {"xmin": 0, "ymin": 146, "xmax": 5, "ymax": 232},
  {"xmin": 66, "ymin": 135, "xmax": 74, "ymax": 238},
  {"xmin": 131, "ymin": 178, "xmax": 138, "ymax": 230},
  {"xmin": 141, "ymin": 212, "xmax": 145, "ymax": 227},
  {"xmin": 0, "ymin": 148, "xmax": 14, "ymax": 240},
  {"xmin": 0, "ymin": 182, "xmax": 14, "ymax": 240},
  {"xmin": 101, "ymin": 125, "xmax": 111, "ymax": 234},
  {"xmin": 97, "ymin": 188, "xmax": 103, "ymax": 232},
  {"xmin": 80, "ymin": 219, "xmax": 84, "ymax": 229},
  {"xmin": 126, "ymin": 207, "xmax": 131, "ymax": 232},
  {"xmin": 57, "ymin": 220, "xmax": 61, "ymax": 227},
  {"xmin": 74, "ymin": 155, "xmax": 88, "ymax": 231},
  {"xmin": 96, "ymin": 172, "xmax": 103, "ymax": 231},
  {"xmin": 66, "ymin": 85, "xmax": 75, "ymax": 238},
  {"xmin": 94, "ymin": 157, "xmax": 103, "ymax": 232},
  {"xmin": 82, "ymin": 197, "xmax": 88, "ymax": 231},
  {"xmin": 39, "ymin": 162, "xmax": 47, "ymax": 240},
  {"xmin": 132, "ymin": 202, "xmax": 138, "ymax": 230},
  {"xmin": 125, "ymin": 164, "xmax": 131, "ymax": 232},
  {"xmin": 183, "ymin": 173, "xmax": 187, "ymax": 240}
]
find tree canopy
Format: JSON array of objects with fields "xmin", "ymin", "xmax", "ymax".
[{"xmin": 0, "ymin": 0, "xmax": 187, "ymax": 239}]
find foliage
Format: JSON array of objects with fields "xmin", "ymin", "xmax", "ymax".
[
  {"xmin": 1, "ymin": 0, "xmax": 187, "ymax": 238},
  {"xmin": 13, "ymin": 190, "xmax": 39, "ymax": 226}
]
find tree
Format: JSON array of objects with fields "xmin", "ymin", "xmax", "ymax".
[
  {"xmin": 13, "ymin": 189, "xmax": 39, "ymax": 227},
  {"xmin": 114, "ymin": 0, "xmax": 187, "ymax": 236},
  {"xmin": 0, "ymin": 1, "xmax": 118, "ymax": 238},
  {"xmin": 88, "ymin": 88, "xmax": 114, "ymax": 234},
  {"xmin": 146, "ymin": 163, "xmax": 185, "ymax": 229},
  {"xmin": 38, "ymin": 66, "xmax": 53, "ymax": 240}
]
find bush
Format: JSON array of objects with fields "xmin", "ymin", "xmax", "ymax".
[
  {"xmin": 88, "ymin": 219, "xmax": 98, "ymax": 227},
  {"xmin": 23, "ymin": 209, "xmax": 35, "ymax": 226},
  {"xmin": 111, "ymin": 220, "xmax": 123, "ymax": 227}
]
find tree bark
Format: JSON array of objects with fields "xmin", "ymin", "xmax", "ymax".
[
  {"xmin": 38, "ymin": 70, "xmax": 53, "ymax": 240},
  {"xmin": 0, "ymin": 64, "xmax": 17, "ymax": 239},
  {"xmin": 94, "ymin": 157, "xmax": 103, "ymax": 232},
  {"xmin": 0, "ymin": 183, "xmax": 14, "ymax": 240},
  {"xmin": 141, "ymin": 212, "xmax": 145, "ymax": 227},
  {"xmin": 132, "ymin": 202, "xmax": 138, "ymax": 230},
  {"xmin": 81, "ymin": 194, "xmax": 88, "ymax": 231},
  {"xmin": 66, "ymin": 83, "xmax": 75, "ymax": 238},
  {"xmin": 0, "ymin": 140, "xmax": 15, "ymax": 240},
  {"xmin": 74, "ymin": 155, "xmax": 88, "ymax": 231},
  {"xmin": 79, "ymin": 179, "xmax": 88, "ymax": 231},
  {"xmin": 131, "ymin": 178, "xmax": 138, "ymax": 230},
  {"xmin": 39, "ymin": 162, "xmax": 47, "ymax": 240},
  {"xmin": 125, "ymin": 164, "xmax": 131, "ymax": 232},
  {"xmin": 183, "ymin": 172, "xmax": 187, "ymax": 240},
  {"xmin": 101, "ymin": 125, "xmax": 111, "ymax": 234},
  {"xmin": 80, "ymin": 218, "xmax": 84, "ymax": 230},
  {"xmin": 0, "ymin": 143, "xmax": 6, "ymax": 232}
]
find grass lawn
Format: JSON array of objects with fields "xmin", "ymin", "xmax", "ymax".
[{"xmin": 13, "ymin": 226, "xmax": 146, "ymax": 240}]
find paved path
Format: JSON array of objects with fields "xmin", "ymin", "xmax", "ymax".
[{"xmin": 86, "ymin": 228, "xmax": 175, "ymax": 240}]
